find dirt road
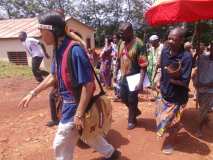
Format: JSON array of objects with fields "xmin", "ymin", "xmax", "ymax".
[{"xmin": 0, "ymin": 77, "xmax": 212, "ymax": 160}]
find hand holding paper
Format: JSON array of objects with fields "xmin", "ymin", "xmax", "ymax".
[{"xmin": 126, "ymin": 73, "xmax": 150, "ymax": 92}]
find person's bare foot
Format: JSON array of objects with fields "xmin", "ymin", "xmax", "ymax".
[{"xmin": 162, "ymin": 144, "xmax": 174, "ymax": 155}]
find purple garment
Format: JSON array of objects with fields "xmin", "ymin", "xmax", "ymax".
[{"xmin": 100, "ymin": 46, "xmax": 112, "ymax": 87}]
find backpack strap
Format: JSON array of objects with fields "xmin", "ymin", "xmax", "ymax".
[
  {"xmin": 61, "ymin": 41, "xmax": 80, "ymax": 93},
  {"xmin": 66, "ymin": 41, "xmax": 83, "ymax": 103},
  {"xmin": 62, "ymin": 40, "xmax": 105, "ymax": 112}
]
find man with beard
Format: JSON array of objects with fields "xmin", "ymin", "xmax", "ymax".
[{"xmin": 118, "ymin": 22, "xmax": 148, "ymax": 130}]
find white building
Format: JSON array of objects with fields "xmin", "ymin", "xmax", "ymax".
[{"xmin": 0, "ymin": 17, "xmax": 95, "ymax": 71}]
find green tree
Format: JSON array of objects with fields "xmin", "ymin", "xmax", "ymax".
[{"xmin": 0, "ymin": 0, "xmax": 156, "ymax": 46}]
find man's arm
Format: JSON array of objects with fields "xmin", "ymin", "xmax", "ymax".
[
  {"xmin": 152, "ymin": 65, "xmax": 159, "ymax": 84},
  {"xmin": 153, "ymin": 52, "xmax": 162, "ymax": 83},
  {"xmin": 170, "ymin": 79, "xmax": 186, "ymax": 87},
  {"xmin": 74, "ymin": 81, "xmax": 94, "ymax": 130},
  {"xmin": 170, "ymin": 55, "xmax": 193, "ymax": 87},
  {"xmin": 137, "ymin": 68, "xmax": 146, "ymax": 91},
  {"xmin": 75, "ymin": 82, "xmax": 94, "ymax": 118},
  {"xmin": 66, "ymin": 31, "xmax": 87, "ymax": 49},
  {"xmin": 22, "ymin": 40, "xmax": 32, "ymax": 57},
  {"xmin": 70, "ymin": 46, "xmax": 95, "ymax": 129},
  {"xmin": 18, "ymin": 74, "xmax": 56, "ymax": 109},
  {"xmin": 136, "ymin": 46, "xmax": 148, "ymax": 91},
  {"xmin": 192, "ymin": 52, "xmax": 198, "ymax": 68},
  {"xmin": 32, "ymin": 74, "xmax": 56, "ymax": 94}
]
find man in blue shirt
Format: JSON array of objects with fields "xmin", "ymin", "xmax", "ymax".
[{"xmin": 156, "ymin": 27, "xmax": 192, "ymax": 154}]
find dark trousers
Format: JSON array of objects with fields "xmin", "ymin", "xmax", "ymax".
[
  {"xmin": 49, "ymin": 87, "xmax": 59, "ymax": 122},
  {"xmin": 120, "ymin": 77, "xmax": 139, "ymax": 123},
  {"xmin": 32, "ymin": 56, "xmax": 49, "ymax": 82}
]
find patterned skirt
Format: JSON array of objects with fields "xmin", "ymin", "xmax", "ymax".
[{"xmin": 155, "ymin": 97, "xmax": 185, "ymax": 137}]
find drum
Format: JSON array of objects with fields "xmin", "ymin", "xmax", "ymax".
[{"xmin": 81, "ymin": 95, "xmax": 112, "ymax": 142}]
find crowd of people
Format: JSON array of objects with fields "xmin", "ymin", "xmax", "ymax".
[{"xmin": 17, "ymin": 8, "xmax": 213, "ymax": 160}]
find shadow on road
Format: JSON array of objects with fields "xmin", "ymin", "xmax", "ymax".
[
  {"xmin": 89, "ymin": 129, "xmax": 130, "ymax": 160},
  {"xmin": 174, "ymin": 131, "xmax": 211, "ymax": 155},
  {"xmin": 106, "ymin": 129, "xmax": 130, "ymax": 148},
  {"xmin": 182, "ymin": 108, "xmax": 213, "ymax": 143},
  {"xmin": 137, "ymin": 118, "xmax": 156, "ymax": 132},
  {"xmin": 90, "ymin": 156, "xmax": 131, "ymax": 160}
]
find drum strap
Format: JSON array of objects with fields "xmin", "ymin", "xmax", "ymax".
[{"xmin": 63, "ymin": 40, "xmax": 105, "ymax": 112}]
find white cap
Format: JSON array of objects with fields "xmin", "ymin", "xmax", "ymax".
[
  {"xmin": 149, "ymin": 35, "xmax": 159, "ymax": 42},
  {"xmin": 184, "ymin": 42, "xmax": 192, "ymax": 48}
]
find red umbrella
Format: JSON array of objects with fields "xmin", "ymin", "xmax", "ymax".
[{"xmin": 145, "ymin": 0, "xmax": 213, "ymax": 26}]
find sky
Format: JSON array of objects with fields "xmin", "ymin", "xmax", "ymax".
[{"xmin": 0, "ymin": 7, "xmax": 8, "ymax": 19}]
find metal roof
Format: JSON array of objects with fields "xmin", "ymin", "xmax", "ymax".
[
  {"xmin": 0, "ymin": 17, "xmax": 95, "ymax": 39},
  {"xmin": 0, "ymin": 18, "xmax": 40, "ymax": 39}
]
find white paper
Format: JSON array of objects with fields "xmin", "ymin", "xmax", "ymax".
[{"xmin": 126, "ymin": 73, "xmax": 150, "ymax": 91}]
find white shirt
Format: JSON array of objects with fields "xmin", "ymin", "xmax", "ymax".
[
  {"xmin": 149, "ymin": 43, "xmax": 164, "ymax": 65},
  {"xmin": 22, "ymin": 37, "xmax": 44, "ymax": 58}
]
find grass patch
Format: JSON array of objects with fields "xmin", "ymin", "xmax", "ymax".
[{"xmin": 0, "ymin": 61, "xmax": 33, "ymax": 78}]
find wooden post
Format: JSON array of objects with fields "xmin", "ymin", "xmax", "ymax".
[{"xmin": 196, "ymin": 22, "xmax": 201, "ymax": 110}]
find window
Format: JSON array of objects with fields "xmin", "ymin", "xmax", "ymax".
[{"xmin": 7, "ymin": 52, "xmax": 28, "ymax": 65}]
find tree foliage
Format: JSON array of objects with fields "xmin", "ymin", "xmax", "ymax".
[
  {"xmin": 1, "ymin": 0, "xmax": 211, "ymax": 46},
  {"xmin": 0, "ymin": 0, "xmax": 153, "ymax": 46},
  {"xmin": 0, "ymin": 0, "xmax": 212, "ymax": 46}
]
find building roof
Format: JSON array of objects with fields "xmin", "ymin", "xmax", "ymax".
[
  {"xmin": 66, "ymin": 16, "xmax": 95, "ymax": 32},
  {"xmin": 0, "ymin": 18, "xmax": 40, "ymax": 39},
  {"xmin": 0, "ymin": 17, "xmax": 95, "ymax": 39}
]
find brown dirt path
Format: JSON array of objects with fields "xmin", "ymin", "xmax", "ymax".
[{"xmin": 0, "ymin": 77, "xmax": 213, "ymax": 160}]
